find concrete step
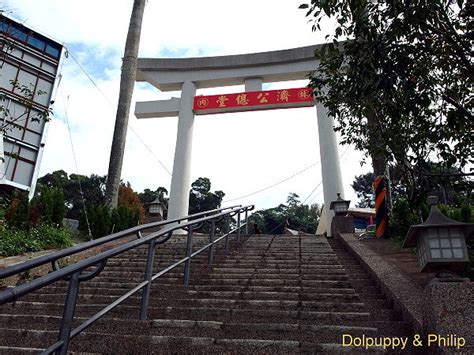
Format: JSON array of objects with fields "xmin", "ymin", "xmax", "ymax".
[
  {"xmin": 25, "ymin": 290, "xmax": 360, "ymax": 303},
  {"xmin": 0, "ymin": 308, "xmax": 374, "ymax": 329},
  {"xmin": 0, "ymin": 326, "xmax": 382, "ymax": 354}
]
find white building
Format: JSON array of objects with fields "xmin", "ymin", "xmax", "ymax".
[{"xmin": 0, "ymin": 14, "xmax": 63, "ymax": 198}]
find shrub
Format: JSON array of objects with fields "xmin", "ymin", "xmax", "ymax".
[
  {"xmin": 5, "ymin": 191, "xmax": 31, "ymax": 229},
  {"xmin": 32, "ymin": 187, "xmax": 66, "ymax": 226},
  {"xmin": 389, "ymin": 197, "xmax": 419, "ymax": 244},
  {"xmin": 79, "ymin": 204, "xmax": 141, "ymax": 239},
  {"xmin": 0, "ymin": 224, "xmax": 73, "ymax": 257}
]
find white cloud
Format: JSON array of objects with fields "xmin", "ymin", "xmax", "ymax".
[{"xmin": 6, "ymin": 0, "xmax": 370, "ymax": 211}]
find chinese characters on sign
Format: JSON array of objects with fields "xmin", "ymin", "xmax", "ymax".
[{"xmin": 193, "ymin": 87, "xmax": 315, "ymax": 115}]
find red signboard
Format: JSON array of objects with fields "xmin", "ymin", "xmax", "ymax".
[{"xmin": 193, "ymin": 87, "xmax": 315, "ymax": 115}]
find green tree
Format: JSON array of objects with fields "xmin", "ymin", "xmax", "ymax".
[
  {"xmin": 249, "ymin": 193, "xmax": 321, "ymax": 234},
  {"xmin": 351, "ymin": 172, "xmax": 376, "ymax": 208},
  {"xmin": 301, "ymin": 1, "xmax": 472, "ymax": 181},
  {"xmin": 187, "ymin": 177, "xmax": 226, "ymax": 232},
  {"xmin": 139, "ymin": 186, "xmax": 168, "ymax": 204},
  {"xmin": 188, "ymin": 177, "xmax": 225, "ymax": 215},
  {"xmin": 37, "ymin": 171, "xmax": 106, "ymax": 220},
  {"xmin": 5, "ymin": 190, "xmax": 30, "ymax": 229}
]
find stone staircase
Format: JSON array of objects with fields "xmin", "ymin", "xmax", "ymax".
[{"xmin": 0, "ymin": 234, "xmax": 414, "ymax": 354}]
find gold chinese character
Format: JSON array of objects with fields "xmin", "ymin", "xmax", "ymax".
[
  {"xmin": 236, "ymin": 94, "xmax": 249, "ymax": 105},
  {"xmin": 297, "ymin": 89, "xmax": 311, "ymax": 100},
  {"xmin": 217, "ymin": 95, "xmax": 228, "ymax": 107},
  {"xmin": 277, "ymin": 90, "xmax": 290, "ymax": 102},
  {"xmin": 257, "ymin": 92, "xmax": 269, "ymax": 103}
]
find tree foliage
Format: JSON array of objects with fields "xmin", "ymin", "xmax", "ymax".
[
  {"xmin": 352, "ymin": 165, "xmax": 472, "ymax": 211},
  {"xmin": 301, "ymin": 0, "xmax": 473, "ymax": 178},
  {"xmin": 249, "ymin": 193, "xmax": 322, "ymax": 234},
  {"xmin": 37, "ymin": 170, "xmax": 106, "ymax": 220},
  {"xmin": 118, "ymin": 183, "xmax": 145, "ymax": 223},
  {"xmin": 37, "ymin": 170, "xmax": 146, "ymax": 238},
  {"xmin": 5, "ymin": 187, "xmax": 67, "ymax": 229},
  {"xmin": 138, "ymin": 186, "xmax": 168, "ymax": 205},
  {"xmin": 351, "ymin": 172, "xmax": 376, "ymax": 208},
  {"xmin": 188, "ymin": 177, "xmax": 225, "ymax": 215}
]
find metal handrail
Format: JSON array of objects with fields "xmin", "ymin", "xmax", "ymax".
[
  {"xmin": 0, "ymin": 204, "xmax": 254, "ymax": 355},
  {"xmin": 0, "ymin": 204, "xmax": 241, "ymax": 279}
]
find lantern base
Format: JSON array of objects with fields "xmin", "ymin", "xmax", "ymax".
[{"xmin": 431, "ymin": 269, "xmax": 470, "ymax": 283}]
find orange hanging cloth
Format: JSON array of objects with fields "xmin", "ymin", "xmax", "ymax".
[{"xmin": 373, "ymin": 176, "xmax": 388, "ymax": 238}]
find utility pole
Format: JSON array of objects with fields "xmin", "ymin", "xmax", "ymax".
[{"xmin": 105, "ymin": 0, "xmax": 146, "ymax": 207}]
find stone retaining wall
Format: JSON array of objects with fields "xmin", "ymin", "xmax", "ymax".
[{"xmin": 337, "ymin": 233, "xmax": 473, "ymax": 354}]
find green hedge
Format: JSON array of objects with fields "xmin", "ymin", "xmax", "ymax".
[
  {"xmin": 0, "ymin": 224, "xmax": 73, "ymax": 257},
  {"xmin": 79, "ymin": 204, "xmax": 141, "ymax": 239}
]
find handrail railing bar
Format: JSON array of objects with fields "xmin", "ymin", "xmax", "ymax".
[
  {"xmin": 41, "ymin": 340, "xmax": 63, "ymax": 355},
  {"xmin": 148, "ymin": 225, "xmax": 244, "ymax": 283},
  {"xmin": 70, "ymin": 280, "xmax": 149, "ymax": 339},
  {"xmin": 43, "ymin": 276, "xmax": 149, "ymax": 354},
  {"xmin": 190, "ymin": 226, "xmax": 242, "ymax": 259},
  {"xmin": 139, "ymin": 240, "xmax": 156, "ymax": 320},
  {"xmin": 0, "ymin": 207, "xmax": 250, "ymax": 304},
  {"xmin": 245, "ymin": 210, "xmax": 249, "ymax": 235},
  {"xmin": 56, "ymin": 272, "xmax": 80, "ymax": 355},
  {"xmin": 237, "ymin": 213, "xmax": 241, "ymax": 242},
  {"xmin": 208, "ymin": 220, "xmax": 215, "ymax": 265},
  {"xmin": 150, "ymin": 258, "xmax": 189, "ymax": 283},
  {"xmin": 0, "ymin": 205, "xmax": 242, "ymax": 279},
  {"xmin": 183, "ymin": 227, "xmax": 194, "ymax": 287},
  {"xmin": 77, "ymin": 260, "xmax": 108, "ymax": 282}
]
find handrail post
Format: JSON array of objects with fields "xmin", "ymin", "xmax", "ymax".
[
  {"xmin": 139, "ymin": 240, "xmax": 156, "ymax": 320},
  {"xmin": 225, "ymin": 214, "xmax": 230, "ymax": 251},
  {"xmin": 57, "ymin": 272, "xmax": 80, "ymax": 355},
  {"xmin": 245, "ymin": 210, "xmax": 248, "ymax": 235},
  {"xmin": 236, "ymin": 212, "xmax": 241, "ymax": 242},
  {"xmin": 184, "ymin": 226, "xmax": 194, "ymax": 288},
  {"xmin": 208, "ymin": 220, "xmax": 215, "ymax": 265}
]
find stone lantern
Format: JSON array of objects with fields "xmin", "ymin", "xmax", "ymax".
[
  {"xmin": 329, "ymin": 193, "xmax": 353, "ymax": 237},
  {"xmin": 402, "ymin": 197, "xmax": 473, "ymax": 274},
  {"xmin": 147, "ymin": 198, "xmax": 163, "ymax": 216},
  {"xmin": 330, "ymin": 193, "xmax": 350, "ymax": 216}
]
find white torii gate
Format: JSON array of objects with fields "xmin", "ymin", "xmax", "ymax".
[{"xmin": 134, "ymin": 45, "xmax": 344, "ymax": 236}]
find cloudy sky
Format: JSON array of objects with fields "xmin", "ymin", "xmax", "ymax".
[{"xmin": 5, "ymin": 0, "xmax": 370, "ymax": 210}]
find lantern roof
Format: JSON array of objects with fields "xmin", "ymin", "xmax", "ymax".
[
  {"xmin": 403, "ymin": 204, "xmax": 474, "ymax": 247},
  {"xmin": 145, "ymin": 197, "xmax": 165, "ymax": 206}
]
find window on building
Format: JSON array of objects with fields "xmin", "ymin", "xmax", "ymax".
[
  {"xmin": 45, "ymin": 43, "xmax": 60, "ymax": 59},
  {"xmin": 27, "ymin": 36, "xmax": 46, "ymax": 51}
]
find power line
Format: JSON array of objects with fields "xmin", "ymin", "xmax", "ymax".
[
  {"xmin": 301, "ymin": 181, "xmax": 322, "ymax": 205},
  {"xmin": 66, "ymin": 48, "xmax": 172, "ymax": 176},
  {"xmin": 60, "ymin": 93, "xmax": 92, "ymax": 240},
  {"xmin": 224, "ymin": 144, "xmax": 354, "ymax": 207},
  {"xmin": 223, "ymin": 161, "xmax": 319, "ymax": 203},
  {"xmin": 302, "ymin": 144, "xmax": 352, "ymax": 206}
]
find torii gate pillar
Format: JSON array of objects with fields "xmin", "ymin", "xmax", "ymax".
[
  {"xmin": 316, "ymin": 102, "xmax": 344, "ymax": 236},
  {"xmin": 167, "ymin": 81, "xmax": 196, "ymax": 222}
]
